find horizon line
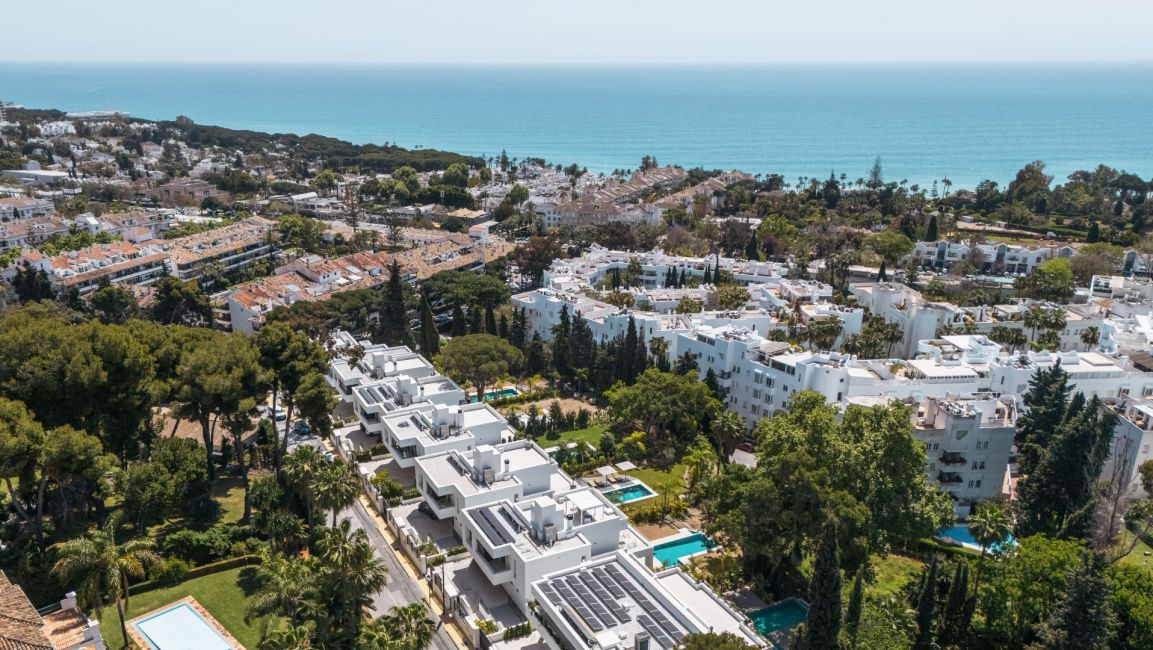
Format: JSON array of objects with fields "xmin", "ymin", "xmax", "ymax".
[{"xmin": 4, "ymin": 59, "xmax": 1153, "ymax": 67}]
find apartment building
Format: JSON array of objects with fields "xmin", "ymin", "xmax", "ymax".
[
  {"xmin": 329, "ymin": 331, "xmax": 761, "ymax": 648},
  {"xmin": 0, "ymin": 217, "xmax": 71, "ymax": 250},
  {"xmin": 19, "ymin": 241, "xmax": 171, "ymax": 295},
  {"xmin": 908, "ymin": 239, "xmax": 1076, "ymax": 274},
  {"xmin": 0, "ymin": 197, "xmax": 55, "ymax": 221},
  {"xmin": 167, "ymin": 216, "xmax": 277, "ymax": 281},
  {"xmin": 1101, "ymin": 397, "xmax": 1153, "ymax": 499}
]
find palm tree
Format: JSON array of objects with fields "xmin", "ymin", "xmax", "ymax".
[
  {"xmin": 259, "ymin": 616, "xmax": 314, "ymax": 650},
  {"xmin": 1081, "ymin": 326, "xmax": 1100, "ymax": 351},
  {"xmin": 247, "ymin": 552, "xmax": 317, "ymax": 624},
  {"xmin": 968, "ymin": 503, "xmax": 1013, "ymax": 584},
  {"xmin": 284, "ymin": 446, "xmax": 325, "ymax": 528},
  {"xmin": 318, "ymin": 520, "xmax": 389, "ymax": 644},
  {"xmin": 263, "ymin": 510, "xmax": 307, "ymax": 555},
  {"xmin": 313, "ymin": 459, "xmax": 361, "ymax": 527},
  {"xmin": 51, "ymin": 520, "xmax": 161, "ymax": 647},
  {"xmin": 711, "ymin": 411, "xmax": 746, "ymax": 462},
  {"xmin": 370, "ymin": 602, "xmax": 438, "ymax": 650}
]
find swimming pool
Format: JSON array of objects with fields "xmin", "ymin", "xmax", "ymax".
[
  {"xmin": 468, "ymin": 388, "xmax": 520, "ymax": 403},
  {"xmin": 134, "ymin": 602, "xmax": 233, "ymax": 650},
  {"xmin": 749, "ymin": 598, "xmax": 809, "ymax": 640},
  {"xmin": 602, "ymin": 482, "xmax": 656, "ymax": 504},
  {"xmin": 938, "ymin": 523, "xmax": 1016, "ymax": 552},
  {"xmin": 654, "ymin": 532, "xmax": 716, "ymax": 566}
]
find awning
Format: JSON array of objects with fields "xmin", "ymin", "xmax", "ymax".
[
  {"xmin": 596, "ymin": 465, "xmax": 617, "ymax": 477},
  {"xmin": 614, "ymin": 461, "xmax": 637, "ymax": 471}
]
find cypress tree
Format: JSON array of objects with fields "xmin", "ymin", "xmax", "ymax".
[
  {"xmin": 845, "ymin": 565, "xmax": 865, "ymax": 641},
  {"xmin": 800, "ymin": 521, "xmax": 842, "ymax": 650},
  {"xmin": 380, "ymin": 260, "xmax": 411, "ymax": 346},
  {"xmin": 509, "ymin": 307, "xmax": 526, "ymax": 348},
  {"xmin": 527, "ymin": 332, "xmax": 546, "ymax": 375},
  {"xmin": 678, "ymin": 268, "xmax": 686, "ymax": 288},
  {"xmin": 552, "ymin": 305, "xmax": 572, "ymax": 378},
  {"xmin": 925, "ymin": 214, "xmax": 939, "ymax": 241},
  {"xmin": 745, "ymin": 231, "xmax": 760, "ymax": 261},
  {"xmin": 469, "ymin": 305, "xmax": 482, "ymax": 334},
  {"xmin": 633, "ymin": 333, "xmax": 648, "ymax": 379},
  {"xmin": 484, "ymin": 304, "xmax": 497, "ymax": 335},
  {"xmin": 914, "ymin": 557, "xmax": 939, "ymax": 650},
  {"xmin": 419, "ymin": 298, "xmax": 440, "ymax": 356},
  {"xmin": 611, "ymin": 267, "xmax": 622, "ymax": 289},
  {"xmin": 498, "ymin": 313, "xmax": 510, "ymax": 340},
  {"xmin": 703, "ymin": 263, "xmax": 712, "ymax": 285},
  {"xmin": 1015, "ymin": 364, "xmax": 1072, "ymax": 476},
  {"xmin": 938, "ymin": 563, "xmax": 972, "ymax": 644},
  {"xmin": 1086, "ymin": 221, "xmax": 1100, "ymax": 243},
  {"xmin": 450, "ymin": 300, "xmax": 467, "ymax": 337},
  {"xmin": 878, "ymin": 259, "xmax": 887, "ymax": 282},
  {"xmin": 621, "ymin": 317, "xmax": 639, "ymax": 383},
  {"xmin": 1032, "ymin": 553, "xmax": 1112, "ymax": 650},
  {"xmin": 664, "ymin": 267, "xmax": 675, "ymax": 288}
]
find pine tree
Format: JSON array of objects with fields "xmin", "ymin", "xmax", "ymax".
[
  {"xmin": 419, "ymin": 298, "xmax": 440, "ymax": 356},
  {"xmin": 845, "ymin": 565, "xmax": 865, "ymax": 641},
  {"xmin": 914, "ymin": 557, "xmax": 939, "ymax": 650},
  {"xmin": 450, "ymin": 300, "xmax": 467, "ymax": 337},
  {"xmin": 1015, "ymin": 364, "xmax": 1072, "ymax": 476},
  {"xmin": 938, "ymin": 563, "xmax": 972, "ymax": 644},
  {"xmin": 925, "ymin": 214, "xmax": 939, "ymax": 241},
  {"xmin": 800, "ymin": 521, "xmax": 842, "ymax": 650},
  {"xmin": 1032, "ymin": 553, "xmax": 1112, "ymax": 649},
  {"xmin": 484, "ymin": 305, "xmax": 497, "ymax": 335}
]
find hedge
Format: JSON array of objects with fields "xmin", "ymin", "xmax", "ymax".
[{"xmin": 129, "ymin": 554, "xmax": 262, "ymax": 595}]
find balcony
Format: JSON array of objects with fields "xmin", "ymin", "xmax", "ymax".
[
  {"xmin": 937, "ymin": 471, "xmax": 963, "ymax": 484},
  {"xmin": 474, "ymin": 547, "xmax": 513, "ymax": 584},
  {"xmin": 939, "ymin": 452, "xmax": 967, "ymax": 465}
]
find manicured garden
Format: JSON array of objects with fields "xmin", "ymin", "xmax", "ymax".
[{"xmin": 94, "ymin": 567, "xmax": 263, "ymax": 650}]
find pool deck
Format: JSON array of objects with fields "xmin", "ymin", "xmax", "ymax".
[
  {"xmin": 596, "ymin": 476, "xmax": 658, "ymax": 504},
  {"xmin": 127, "ymin": 596, "xmax": 245, "ymax": 650}
]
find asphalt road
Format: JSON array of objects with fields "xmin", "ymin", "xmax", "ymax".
[{"xmin": 337, "ymin": 500, "xmax": 458, "ymax": 650}]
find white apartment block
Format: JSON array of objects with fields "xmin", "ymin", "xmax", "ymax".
[
  {"xmin": 1101, "ymin": 397, "xmax": 1153, "ymax": 499},
  {"xmin": 328, "ymin": 331, "xmax": 759, "ymax": 648},
  {"xmin": 909, "ymin": 239, "xmax": 1076, "ymax": 275},
  {"xmin": 0, "ymin": 197, "xmax": 55, "ymax": 221}
]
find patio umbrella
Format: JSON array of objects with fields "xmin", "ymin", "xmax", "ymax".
[
  {"xmin": 596, "ymin": 465, "xmax": 616, "ymax": 478},
  {"xmin": 614, "ymin": 461, "xmax": 637, "ymax": 471}
]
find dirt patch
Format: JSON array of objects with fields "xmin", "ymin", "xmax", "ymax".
[
  {"xmin": 507, "ymin": 397, "xmax": 602, "ymax": 417},
  {"xmin": 636, "ymin": 508, "xmax": 704, "ymax": 541}
]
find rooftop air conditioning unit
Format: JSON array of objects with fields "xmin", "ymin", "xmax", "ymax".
[
  {"xmin": 483, "ymin": 468, "xmax": 495, "ymax": 485},
  {"xmin": 543, "ymin": 523, "xmax": 557, "ymax": 546}
]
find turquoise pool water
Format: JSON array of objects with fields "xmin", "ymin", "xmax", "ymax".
[
  {"xmin": 654, "ymin": 532, "xmax": 716, "ymax": 566},
  {"xmin": 938, "ymin": 523, "xmax": 1016, "ymax": 552},
  {"xmin": 134, "ymin": 603, "xmax": 233, "ymax": 650},
  {"xmin": 468, "ymin": 388, "xmax": 519, "ymax": 403},
  {"xmin": 602, "ymin": 483, "xmax": 655, "ymax": 504},
  {"xmin": 749, "ymin": 599, "xmax": 809, "ymax": 638}
]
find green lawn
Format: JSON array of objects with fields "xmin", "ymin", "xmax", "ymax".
[
  {"xmin": 1117, "ymin": 530, "xmax": 1153, "ymax": 573},
  {"xmin": 866, "ymin": 554, "xmax": 925, "ymax": 599},
  {"xmin": 211, "ymin": 477, "xmax": 248, "ymax": 525},
  {"xmin": 548, "ymin": 425, "xmax": 608, "ymax": 448},
  {"xmin": 95, "ymin": 567, "xmax": 263, "ymax": 650},
  {"xmin": 621, "ymin": 463, "xmax": 688, "ymax": 506}
]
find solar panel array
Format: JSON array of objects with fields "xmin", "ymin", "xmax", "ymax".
[
  {"xmin": 578, "ymin": 572, "xmax": 631, "ymax": 623},
  {"xmin": 469, "ymin": 508, "xmax": 512, "ymax": 545},
  {"xmin": 604, "ymin": 564, "xmax": 686, "ymax": 643},
  {"xmin": 552, "ymin": 577, "xmax": 604, "ymax": 632},
  {"xmin": 637, "ymin": 614, "xmax": 676, "ymax": 648}
]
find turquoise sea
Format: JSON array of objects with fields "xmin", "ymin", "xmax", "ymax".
[{"xmin": 2, "ymin": 63, "xmax": 1152, "ymax": 188}]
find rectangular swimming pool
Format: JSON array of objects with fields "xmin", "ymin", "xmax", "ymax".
[
  {"xmin": 467, "ymin": 388, "xmax": 520, "ymax": 403},
  {"xmin": 938, "ymin": 523, "xmax": 1016, "ymax": 552},
  {"xmin": 653, "ymin": 532, "xmax": 716, "ymax": 566},
  {"xmin": 134, "ymin": 602, "xmax": 233, "ymax": 650},
  {"xmin": 602, "ymin": 483, "xmax": 656, "ymax": 504}
]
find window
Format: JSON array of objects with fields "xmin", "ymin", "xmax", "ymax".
[
  {"xmin": 976, "ymin": 480, "xmax": 982, "ymax": 488},
  {"xmin": 979, "ymin": 461, "xmax": 986, "ymax": 470},
  {"xmin": 972, "ymin": 462, "xmax": 978, "ymax": 470},
  {"xmin": 968, "ymin": 480, "xmax": 974, "ymax": 488}
]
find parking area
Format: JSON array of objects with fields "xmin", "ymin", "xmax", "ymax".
[{"xmin": 392, "ymin": 501, "xmax": 458, "ymax": 551}]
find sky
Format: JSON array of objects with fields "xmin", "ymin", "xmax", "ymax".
[{"xmin": 4, "ymin": 0, "xmax": 1152, "ymax": 64}]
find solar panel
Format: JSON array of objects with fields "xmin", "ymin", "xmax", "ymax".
[
  {"xmin": 579, "ymin": 573, "xmax": 631, "ymax": 623},
  {"xmin": 538, "ymin": 581, "xmax": 562, "ymax": 605},
  {"xmin": 552, "ymin": 579, "xmax": 605, "ymax": 633},
  {"xmin": 592, "ymin": 567, "xmax": 627, "ymax": 599},
  {"xmin": 469, "ymin": 508, "xmax": 512, "ymax": 545},
  {"xmin": 637, "ymin": 614, "xmax": 675, "ymax": 648},
  {"xmin": 566, "ymin": 577, "xmax": 615, "ymax": 628}
]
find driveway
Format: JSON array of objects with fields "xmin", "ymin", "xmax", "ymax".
[{"xmin": 336, "ymin": 500, "xmax": 458, "ymax": 650}]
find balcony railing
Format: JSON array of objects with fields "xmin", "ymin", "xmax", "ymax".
[
  {"xmin": 939, "ymin": 452, "xmax": 967, "ymax": 465},
  {"xmin": 937, "ymin": 471, "xmax": 964, "ymax": 484}
]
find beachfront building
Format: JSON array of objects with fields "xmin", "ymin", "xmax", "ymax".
[{"xmin": 907, "ymin": 239, "xmax": 1077, "ymax": 274}]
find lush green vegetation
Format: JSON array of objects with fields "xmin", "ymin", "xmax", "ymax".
[{"xmin": 94, "ymin": 567, "xmax": 263, "ymax": 650}]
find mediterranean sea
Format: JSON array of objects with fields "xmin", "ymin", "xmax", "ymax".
[{"xmin": 2, "ymin": 63, "xmax": 1152, "ymax": 188}]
